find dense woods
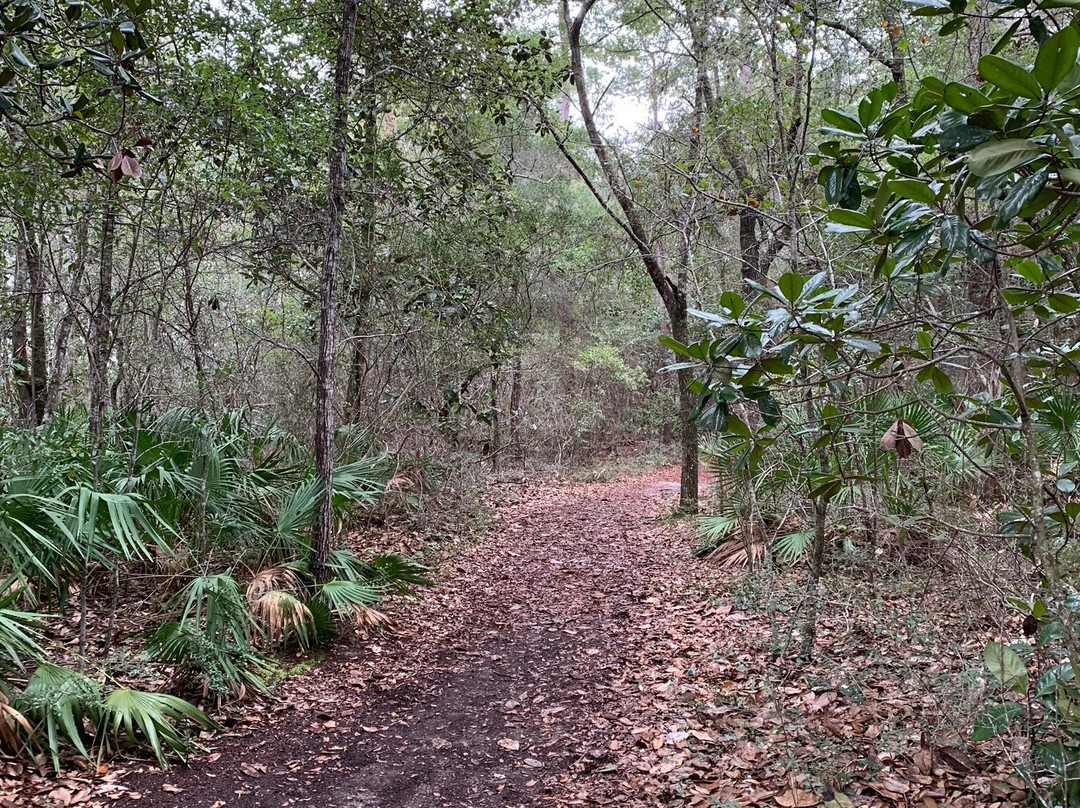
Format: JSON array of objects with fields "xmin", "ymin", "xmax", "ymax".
[{"xmin": 3, "ymin": 0, "xmax": 1080, "ymax": 805}]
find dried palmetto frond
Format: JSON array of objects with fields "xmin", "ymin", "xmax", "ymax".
[
  {"xmin": 249, "ymin": 590, "xmax": 312, "ymax": 646},
  {"xmin": 0, "ymin": 692, "xmax": 31, "ymax": 754},
  {"xmin": 352, "ymin": 605, "xmax": 391, "ymax": 631},
  {"xmin": 246, "ymin": 567, "xmax": 301, "ymax": 602},
  {"xmin": 705, "ymin": 536, "xmax": 767, "ymax": 569}
]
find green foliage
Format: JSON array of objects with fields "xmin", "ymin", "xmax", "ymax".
[
  {"xmin": 13, "ymin": 662, "xmax": 214, "ymax": 770},
  {"xmin": 16, "ymin": 663, "xmax": 100, "ymax": 770},
  {"xmin": 99, "ymin": 688, "xmax": 216, "ymax": 768},
  {"xmin": 145, "ymin": 619, "xmax": 273, "ymax": 699}
]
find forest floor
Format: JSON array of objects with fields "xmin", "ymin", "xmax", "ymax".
[{"xmin": 13, "ymin": 467, "xmax": 1026, "ymax": 808}]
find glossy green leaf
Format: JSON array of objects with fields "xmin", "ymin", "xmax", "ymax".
[
  {"xmin": 931, "ymin": 367, "xmax": 953, "ymax": 396},
  {"xmin": 889, "ymin": 179, "xmax": 938, "ymax": 205},
  {"xmin": 719, "ymin": 291, "xmax": 745, "ymax": 317},
  {"xmin": 1014, "ymin": 259, "xmax": 1044, "ymax": 285},
  {"xmin": 939, "ymin": 124, "xmax": 993, "ymax": 153},
  {"xmin": 966, "ymin": 139, "xmax": 1042, "ymax": 177},
  {"xmin": 893, "ymin": 223, "xmax": 935, "ymax": 260},
  {"xmin": 995, "ymin": 167, "xmax": 1049, "ymax": 228},
  {"xmin": 778, "ymin": 273, "xmax": 805, "ymax": 303},
  {"xmin": 1048, "ymin": 293, "xmax": 1080, "ymax": 313},
  {"xmin": 1033, "ymin": 25, "xmax": 1080, "ymax": 90},
  {"xmin": 757, "ymin": 394, "xmax": 781, "ymax": 426},
  {"xmin": 940, "ymin": 214, "xmax": 969, "ymax": 252},
  {"xmin": 944, "ymin": 82, "xmax": 990, "ymax": 114},
  {"xmin": 821, "ymin": 108, "xmax": 862, "ymax": 134},
  {"xmin": 977, "ymin": 54, "xmax": 1042, "ymax": 98},
  {"xmin": 826, "ymin": 209, "xmax": 874, "ymax": 231},
  {"xmin": 824, "ymin": 165, "xmax": 862, "ymax": 209},
  {"xmin": 8, "ymin": 43, "xmax": 35, "ymax": 69}
]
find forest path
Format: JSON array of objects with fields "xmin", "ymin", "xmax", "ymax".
[{"xmin": 120, "ymin": 467, "xmax": 708, "ymax": 808}]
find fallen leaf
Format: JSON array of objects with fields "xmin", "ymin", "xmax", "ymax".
[{"xmin": 776, "ymin": 789, "xmax": 819, "ymax": 807}]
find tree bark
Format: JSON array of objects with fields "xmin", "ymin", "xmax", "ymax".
[
  {"xmin": 11, "ymin": 229, "xmax": 29, "ymax": 423},
  {"xmin": 508, "ymin": 352, "xmax": 524, "ymax": 467},
  {"xmin": 312, "ymin": 0, "xmax": 360, "ymax": 577},
  {"xmin": 27, "ymin": 223, "xmax": 47, "ymax": 426},
  {"xmin": 90, "ymin": 183, "xmax": 118, "ymax": 448}
]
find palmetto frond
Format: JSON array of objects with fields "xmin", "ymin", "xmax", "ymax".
[
  {"xmin": 16, "ymin": 663, "xmax": 101, "ymax": 771},
  {"xmin": 246, "ymin": 567, "xmax": 302, "ymax": 600},
  {"xmin": 315, "ymin": 579, "xmax": 384, "ymax": 629},
  {"xmin": 249, "ymin": 591, "xmax": 313, "ymax": 649},
  {"xmin": 0, "ymin": 691, "xmax": 31, "ymax": 755},
  {"xmin": 99, "ymin": 688, "xmax": 216, "ymax": 767}
]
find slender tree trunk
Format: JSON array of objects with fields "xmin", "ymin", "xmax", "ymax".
[
  {"xmin": 799, "ymin": 367, "xmax": 829, "ymax": 657},
  {"xmin": 489, "ymin": 362, "xmax": 501, "ymax": 473},
  {"xmin": 11, "ymin": 231, "xmax": 29, "ymax": 423},
  {"xmin": 312, "ymin": 0, "xmax": 360, "ymax": 577},
  {"xmin": 182, "ymin": 261, "xmax": 207, "ymax": 409},
  {"xmin": 508, "ymin": 352, "xmax": 524, "ymax": 468},
  {"xmin": 672, "ymin": 304, "xmax": 699, "ymax": 513},
  {"xmin": 90, "ymin": 184, "xmax": 118, "ymax": 447},
  {"xmin": 345, "ymin": 105, "xmax": 378, "ymax": 424},
  {"xmin": 562, "ymin": 0, "xmax": 698, "ymax": 511},
  {"xmin": 27, "ymin": 222, "xmax": 47, "ymax": 425}
]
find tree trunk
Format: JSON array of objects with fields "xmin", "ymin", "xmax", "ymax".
[
  {"xmin": 27, "ymin": 223, "xmax": 47, "ymax": 426},
  {"xmin": 312, "ymin": 0, "xmax": 360, "ymax": 577},
  {"xmin": 90, "ymin": 184, "xmax": 118, "ymax": 448},
  {"xmin": 562, "ymin": 0, "xmax": 698, "ymax": 511},
  {"xmin": 672, "ymin": 302, "xmax": 699, "ymax": 513},
  {"xmin": 345, "ymin": 104, "xmax": 378, "ymax": 424},
  {"xmin": 489, "ymin": 363, "xmax": 501, "ymax": 473},
  {"xmin": 508, "ymin": 353, "xmax": 524, "ymax": 468},
  {"xmin": 11, "ymin": 230, "xmax": 29, "ymax": 423}
]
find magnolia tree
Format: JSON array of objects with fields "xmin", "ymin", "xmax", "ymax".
[{"xmin": 670, "ymin": 6, "xmax": 1080, "ymax": 802}]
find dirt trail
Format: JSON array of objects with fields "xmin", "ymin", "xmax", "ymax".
[{"xmin": 119, "ymin": 468, "xmax": 702, "ymax": 808}]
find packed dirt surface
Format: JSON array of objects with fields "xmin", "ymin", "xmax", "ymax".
[
  {"xmin": 17, "ymin": 468, "xmax": 1026, "ymax": 808},
  {"xmin": 99, "ymin": 469, "xmax": 706, "ymax": 808}
]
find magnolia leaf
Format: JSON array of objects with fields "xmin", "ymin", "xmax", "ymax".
[
  {"xmin": 889, "ymin": 179, "xmax": 938, "ymax": 205},
  {"xmin": 977, "ymin": 54, "xmax": 1042, "ymax": 99},
  {"xmin": 778, "ymin": 272, "xmax": 805, "ymax": 303},
  {"xmin": 940, "ymin": 214, "xmax": 969, "ymax": 252},
  {"xmin": 984, "ymin": 641, "xmax": 1028, "ymax": 693},
  {"xmin": 1033, "ymin": 26, "xmax": 1080, "ymax": 91},
  {"xmin": 967, "ymin": 139, "xmax": 1043, "ymax": 177},
  {"xmin": 943, "ymin": 82, "xmax": 990, "ymax": 114},
  {"xmin": 893, "ymin": 223, "xmax": 935, "ymax": 260},
  {"xmin": 995, "ymin": 167, "xmax": 1049, "ymax": 228},
  {"xmin": 821, "ymin": 108, "xmax": 862, "ymax": 134},
  {"xmin": 827, "ymin": 209, "xmax": 874, "ymax": 231},
  {"xmin": 120, "ymin": 154, "xmax": 141, "ymax": 178},
  {"xmin": 973, "ymin": 702, "xmax": 1025, "ymax": 741},
  {"xmin": 880, "ymin": 418, "xmax": 924, "ymax": 458}
]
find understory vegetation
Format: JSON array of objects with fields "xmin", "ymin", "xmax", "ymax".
[
  {"xmin": 5, "ymin": 0, "xmax": 1080, "ymax": 804},
  {"xmin": 0, "ymin": 406, "xmax": 431, "ymax": 768}
]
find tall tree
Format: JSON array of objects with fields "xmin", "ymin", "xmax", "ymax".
[
  {"xmin": 558, "ymin": 0, "xmax": 701, "ymax": 512},
  {"xmin": 311, "ymin": 0, "xmax": 360, "ymax": 575}
]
